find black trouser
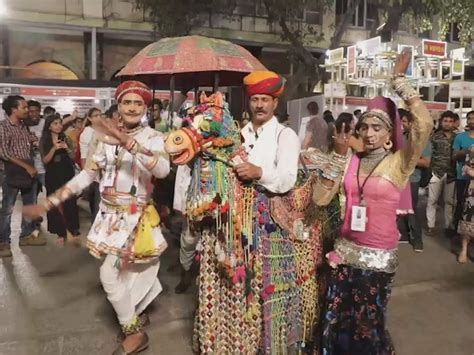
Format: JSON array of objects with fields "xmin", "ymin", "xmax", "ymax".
[
  {"xmin": 397, "ymin": 182, "xmax": 422, "ymax": 245},
  {"xmin": 410, "ymin": 181, "xmax": 422, "ymax": 244},
  {"xmin": 454, "ymin": 179, "xmax": 468, "ymax": 231},
  {"xmin": 89, "ymin": 181, "xmax": 100, "ymax": 222}
]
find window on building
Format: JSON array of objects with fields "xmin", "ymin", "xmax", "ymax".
[
  {"xmin": 446, "ymin": 23, "xmax": 460, "ymax": 42},
  {"xmin": 335, "ymin": 0, "xmax": 366, "ymax": 28},
  {"xmin": 234, "ymin": 0, "xmax": 256, "ymax": 16},
  {"xmin": 256, "ymin": 0, "xmax": 268, "ymax": 17},
  {"xmin": 419, "ymin": 29, "xmax": 431, "ymax": 39},
  {"xmin": 365, "ymin": 2, "xmax": 378, "ymax": 30}
]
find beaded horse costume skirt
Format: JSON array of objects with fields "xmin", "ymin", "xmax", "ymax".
[{"xmin": 193, "ymin": 189, "xmax": 323, "ymax": 354}]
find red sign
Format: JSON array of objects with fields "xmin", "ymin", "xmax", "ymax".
[
  {"xmin": 422, "ymin": 39, "xmax": 447, "ymax": 58},
  {"xmin": 153, "ymin": 91, "xmax": 195, "ymax": 101},
  {"xmin": 20, "ymin": 87, "xmax": 97, "ymax": 97},
  {"xmin": 336, "ymin": 97, "xmax": 449, "ymax": 111},
  {"xmin": 425, "ymin": 102, "xmax": 449, "ymax": 111}
]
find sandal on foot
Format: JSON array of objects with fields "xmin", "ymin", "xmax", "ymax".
[
  {"xmin": 116, "ymin": 314, "xmax": 150, "ymax": 342},
  {"xmin": 112, "ymin": 333, "xmax": 149, "ymax": 355}
]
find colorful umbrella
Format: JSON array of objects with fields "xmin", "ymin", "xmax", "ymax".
[{"xmin": 117, "ymin": 35, "xmax": 267, "ymax": 87}]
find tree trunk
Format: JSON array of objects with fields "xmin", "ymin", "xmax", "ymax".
[
  {"xmin": 330, "ymin": 0, "xmax": 362, "ymax": 49},
  {"xmin": 262, "ymin": 0, "xmax": 365, "ymax": 102}
]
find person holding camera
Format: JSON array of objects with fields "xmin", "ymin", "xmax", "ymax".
[{"xmin": 40, "ymin": 114, "xmax": 81, "ymax": 246}]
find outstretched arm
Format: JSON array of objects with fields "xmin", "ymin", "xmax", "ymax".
[{"xmin": 393, "ymin": 51, "xmax": 434, "ymax": 180}]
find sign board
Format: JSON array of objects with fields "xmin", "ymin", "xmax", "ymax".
[
  {"xmin": 398, "ymin": 45, "xmax": 415, "ymax": 78},
  {"xmin": 335, "ymin": 97, "xmax": 451, "ymax": 112},
  {"xmin": 422, "ymin": 39, "xmax": 447, "ymax": 58},
  {"xmin": 347, "ymin": 45, "xmax": 357, "ymax": 76},
  {"xmin": 452, "ymin": 60, "xmax": 465, "ymax": 76},
  {"xmin": 357, "ymin": 37, "xmax": 382, "ymax": 57},
  {"xmin": 324, "ymin": 83, "xmax": 346, "ymax": 98},
  {"xmin": 449, "ymin": 81, "xmax": 474, "ymax": 98},
  {"xmin": 451, "ymin": 48, "xmax": 465, "ymax": 76},
  {"xmin": 326, "ymin": 47, "xmax": 344, "ymax": 65}
]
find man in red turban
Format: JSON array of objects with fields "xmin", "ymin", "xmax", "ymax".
[
  {"xmin": 115, "ymin": 80, "xmax": 153, "ymax": 107},
  {"xmin": 23, "ymin": 78, "xmax": 170, "ymax": 354},
  {"xmin": 112, "ymin": 80, "xmax": 152, "ymax": 130}
]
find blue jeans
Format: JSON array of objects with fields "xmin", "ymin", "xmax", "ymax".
[{"xmin": 0, "ymin": 181, "xmax": 36, "ymax": 244}]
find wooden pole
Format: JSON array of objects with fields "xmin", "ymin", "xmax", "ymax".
[
  {"xmin": 169, "ymin": 75, "xmax": 175, "ymax": 126},
  {"xmin": 213, "ymin": 72, "xmax": 219, "ymax": 92}
]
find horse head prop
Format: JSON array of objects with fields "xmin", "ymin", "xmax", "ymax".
[
  {"xmin": 164, "ymin": 92, "xmax": 241, "ymax": 165},
  {"xmin": 165, "ymin": 92, "xmax": 245, "ymax": 225}
]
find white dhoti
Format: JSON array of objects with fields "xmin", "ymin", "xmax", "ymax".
[
  {"xmin": 100, "ymin": 254, "xmax": 162, "ymax": 326},
  {"xmin": 179, "ymin": 220, "xmax": 199, "ymax": 271}
]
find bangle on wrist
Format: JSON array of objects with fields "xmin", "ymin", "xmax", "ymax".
[
  {"xmin": 391, "ymin": 76, "xmax": 421, "ymax": 101},
  {"xmin": 393, "ymin": 73, "xmax": 406, "ymax": 79}
]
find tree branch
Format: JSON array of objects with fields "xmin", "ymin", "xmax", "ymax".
[{"xmin": 330, "ymin": 0, "xmax": 362, "ymax": 49}]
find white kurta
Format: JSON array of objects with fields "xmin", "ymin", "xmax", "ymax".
[
  {"xmin": 241, "ymin": 116, "xmax": 300, "ymax": 194},
  {"xmin": 59, "ymin": 126, "xmax": 170, "ymax": 326},
  {"xmin": 63, "ymin": 126, "xmax": 170, "ymax": 261}
]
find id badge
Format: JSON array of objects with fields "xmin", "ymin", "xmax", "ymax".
[
  {"xmin": 103, "ymin": 165, "xmax": 116, "ymax": 187},
  {"xmin": 351, "ymin": 205, "xmax": 367, "ymax": 232}
]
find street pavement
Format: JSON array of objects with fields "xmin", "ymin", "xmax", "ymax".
[{"xmin": 0, "ymin": 194, "xmax": 473, "ymax": 355}]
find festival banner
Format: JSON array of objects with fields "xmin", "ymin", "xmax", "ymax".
[
  {"xmin": 357, "ymin": 37, "xmax": 382, "ymax": 56},
  {"xmin": 422, "ymin": 39, "xmax": 447, "ymax": 58},
  {"xmin": 326, "ymin": 47, "xmax": 345, "ymax": 65},
  {"xmin": 398, "ymin": 45, "xmax": 415, "ymax": 78},
  {"xmin": 347, "ymin": 45, "xmax": 357, "ymax": 76},
  {"xmin": 324, "ymin": 83, "xmax": 346, "ymax": 98},
  {"xmin": 451, "ymin": 48, "xmax": 465, "ymax": 76},
  {"xmin": 449, "ymin": 81, "xmax": 474, "ymax": 99}
]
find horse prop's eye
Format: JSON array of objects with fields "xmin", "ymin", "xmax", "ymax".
[{"xmin": 173, "ymin": 136, "xmax": 183, "ymax": 145}]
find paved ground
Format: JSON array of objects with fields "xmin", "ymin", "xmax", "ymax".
[{"xmin": 0, "ymin": 194, "xmax": 473, "ymax": 355}]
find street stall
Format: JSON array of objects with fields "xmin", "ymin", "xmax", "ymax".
[
  {"xmin": 321, "ymin": 37, "xmax": 468, "ymax": 119},
  {"xmin": 0, "ymin": 84, "xmax": 114, "ymax": 116}
]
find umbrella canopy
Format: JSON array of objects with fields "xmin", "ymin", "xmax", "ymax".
[{"xmin": 117, "ymin": 35, "xmax": 267, "ymax": 87}]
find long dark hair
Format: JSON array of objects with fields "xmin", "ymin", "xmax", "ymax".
[
  {"xmin": 39, "ymin": 114, "xmax": 64, "ymax": 157},
  {"xmin": 85, "ymin": 107, "xmax": 101, "ymax": 127}
]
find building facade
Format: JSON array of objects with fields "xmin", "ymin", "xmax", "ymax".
[{"xmin": 0, "ymin": 0, "xmax": 470, "ymax": 82}]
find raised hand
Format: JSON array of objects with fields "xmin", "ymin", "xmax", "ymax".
[
  {"xmin": 332, "ymin": 123, "xmax": 351, "ymax": 156},
  {"xmin": 394, "ymin": 48, "xmax": 412, "ymax": 76},
  {"xmin": 90, "ymin": 116, "xmax": 126, "ymax": 145}
]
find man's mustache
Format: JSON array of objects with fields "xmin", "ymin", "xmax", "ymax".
[{"xmin": 255, "ymin": 109, "xmax": 267, "ymax": 114}]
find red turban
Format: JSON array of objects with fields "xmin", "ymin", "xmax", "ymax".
[
  {"xmin": 243, "ymin": 71, "xmax": 285, "ymax": 97},
  {"xmin": 115, "ymin": 80, "xmax": 153, "ymax": 106}
]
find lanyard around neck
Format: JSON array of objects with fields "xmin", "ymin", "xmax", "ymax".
[{"xmin": 356, "ymin": 153, "xmax": 388, "ymax": 204}]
